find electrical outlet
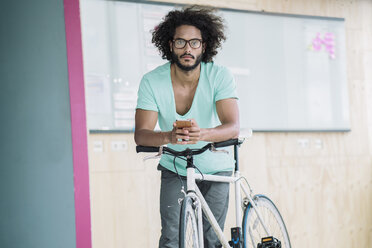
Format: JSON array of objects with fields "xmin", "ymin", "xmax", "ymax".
[
  {"xmin": 314, "ymin": 139, "xmax": 323, "ymax": 149},
  {"xmin": 297, "ymin": 139, "xmax": 309, "ymax": 148},
  {"xmin": 93, "ymin": 140, "xmax": 104, "ymax": 152},
  {"xmin": 111, "ymin": 140, "xmax": 128, "ymax": 151}
]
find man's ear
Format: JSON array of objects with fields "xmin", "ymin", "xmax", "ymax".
[
  {"xmin": 202, "ymin": 43, "xmax": 206, "ymax": 53},
  {"xmin": 169, "ymin": 40, "xmax": 173, "ymax": 52}
]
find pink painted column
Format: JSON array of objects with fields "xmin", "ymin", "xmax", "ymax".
[{"xmin": 63, "ymin": 0, "xmax": 92, "ymax": 247}]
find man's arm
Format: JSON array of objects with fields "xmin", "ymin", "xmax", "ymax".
[
  {"xmin": 134, "ymin": 109, "xmax": 170, "ymax": 146},
  {"xmin": 134, "ymin": 109, "xmax": 191, "ymax": 146},
  {"xmin": 185, "ymin": 98, "xmax": 239, "ymax": 144},
  {"xmin": 201, "ymin": 98, "xmax": 240, "ymax": 142}
]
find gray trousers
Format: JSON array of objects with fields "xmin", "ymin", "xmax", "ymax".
[{"xmin": 158, "ymin": 165, "xmax": 232, "ymax": 248}]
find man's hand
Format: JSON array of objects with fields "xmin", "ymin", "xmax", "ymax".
[
  {"xmin": 170, "ymin": 119, "xmax": 201, "ymax": 145},
  {"xmin": 183, "ymin": 119, "xmax": 201, "ymax": 144}
]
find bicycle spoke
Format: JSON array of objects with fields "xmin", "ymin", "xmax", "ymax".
[{"xmin": 185, "ymin": 213, "xmax": 196, "ymax": 248}]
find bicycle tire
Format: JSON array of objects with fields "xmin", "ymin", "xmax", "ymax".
[
  {"xmin": 242, "ymin": 195, "xmax": 291, "ymax": 248},
  {"xmin": 179, "ymin": 196, "xmax": 200, "ymax": 248}
]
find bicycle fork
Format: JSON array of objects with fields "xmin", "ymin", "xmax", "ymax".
[
  {"xmin": 186, "ymin": 155, "xmax": 205, "ymax": 248},
  {"xmin": 190, "ymin": 196, "xmax": 204, "ymax": 248}
]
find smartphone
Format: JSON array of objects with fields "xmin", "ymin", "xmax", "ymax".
[{"xmin": 176, "ymin": 120, "xmax": 192, "ymax": 128}]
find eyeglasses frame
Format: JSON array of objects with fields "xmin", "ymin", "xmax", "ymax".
[{"xmin": 172, "ymin": 38, "xmax": 203, "ymax": 49}]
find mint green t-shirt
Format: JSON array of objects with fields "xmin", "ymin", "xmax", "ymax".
[{"xmin": 136, "ymin": 62, "xmax": 238, "ymax": 176}]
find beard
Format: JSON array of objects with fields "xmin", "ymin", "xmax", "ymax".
[{"xmin": 171, "ymin": 51, "xmax": 203, "ymax": 72}]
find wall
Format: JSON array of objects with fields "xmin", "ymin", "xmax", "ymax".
[
  {"xmin": 0, "ymin": 0, "xmax": 77, "ymax": 247},
  {"xmin": 88, "ymin": 0, "xmax": 372, "ymax": 247}
]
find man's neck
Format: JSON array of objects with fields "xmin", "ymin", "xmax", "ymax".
[{"xmin": 171, "ymin": 63, "xmax": 201, "ymax": 87}]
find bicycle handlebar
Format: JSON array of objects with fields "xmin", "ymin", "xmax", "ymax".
[
  {"xmin": 135, "ymin": 146, "xmax": 159, "ymax": 153},
  {"xmin": 136, "ymin": 138, "xmax": 243, "ymax": 157},
  {"xmin": 213, "ymin": 138, "xmax": 241, "ymax": 148}
]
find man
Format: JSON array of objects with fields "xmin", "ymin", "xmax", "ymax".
[{"xmin": 134, "ymin": 5, "xmax": 239, "ymax": 248}]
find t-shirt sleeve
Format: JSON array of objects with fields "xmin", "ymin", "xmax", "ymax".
[
  {"xmin": 214, "ymin": 67, "xmax": 239, "ymax": 102},
  {"xmin": 136, "ymin": 76, "xmax": 159, "ymax": 112}
]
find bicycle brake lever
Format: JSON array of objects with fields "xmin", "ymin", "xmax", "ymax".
[
  {"xmin": 143, "ymin": 146, "xmax": 163, "ymax": 161},
  {"xmin": 210, "ymin": 144, "xmax": 229, "ymax": 154}
]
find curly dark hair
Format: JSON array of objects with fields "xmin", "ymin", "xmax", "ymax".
[{"xmin": 151, "ymin": 5, "xmax": 226, "ymax": 63}]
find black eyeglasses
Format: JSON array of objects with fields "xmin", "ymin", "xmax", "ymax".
[{"xmin": 172, "ymin": 38, "xmax": 203, "ymax": 49}]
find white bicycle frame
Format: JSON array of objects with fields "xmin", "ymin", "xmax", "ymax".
[
  {"xmin": 186, "ymin": 165, "xmax": 270, "ymax": 248},
  {"xmin": 142, "ymin": 131, "xmax": 271, "ymax": 248}
]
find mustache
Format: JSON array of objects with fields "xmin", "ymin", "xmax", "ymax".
[{"xmin": 180, "ymin": 53, "xmax": 195, "ymax": 59}]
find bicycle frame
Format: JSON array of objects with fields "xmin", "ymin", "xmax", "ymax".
[
  {"xmin": 185, "ymin": 162, "xmax": 270, "ymax": 248},
  {"xmin": 137, "ymin": 136, "xmax": 275, "ymax": 248}
]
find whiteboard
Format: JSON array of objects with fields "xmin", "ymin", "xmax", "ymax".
[{"xmin": 80, "ymin": 0, "xmax": 350, "ymax": 132}]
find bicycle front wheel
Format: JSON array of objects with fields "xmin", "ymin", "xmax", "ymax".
[
  {"xmin": 242, "ymin": 195, "xmax": 291, "ymax": 248},
  {"xmin": 179, "ymin": 196, "xmax": 199, "ymax": 248}
]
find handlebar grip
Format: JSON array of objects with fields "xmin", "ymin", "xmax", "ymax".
[
  {"xmin": 213, "ymin": 138, "xmax": 240, "ymax": 148},
  {"xmin": 136, "ymin": 146, "xmax": 160, "ymax": 153}
]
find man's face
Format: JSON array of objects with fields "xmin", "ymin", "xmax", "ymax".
[{"xmin": 170, "ymin": 25, "xmax": 205, "ymax": 72}]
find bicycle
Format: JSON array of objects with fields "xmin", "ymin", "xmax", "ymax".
[{"xmin": 136, "ymin": 136, "xmax": 291, "ymax": 248}]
